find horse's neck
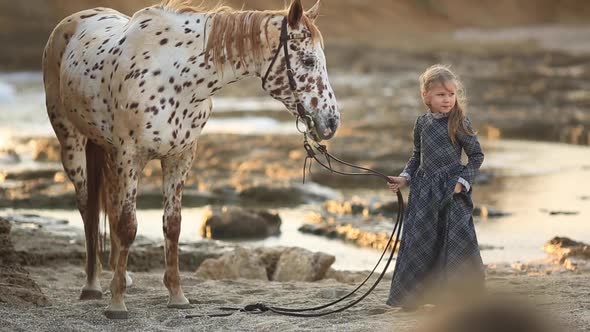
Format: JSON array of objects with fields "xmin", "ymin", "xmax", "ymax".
[{"xmin": 163, "ymin": 10, "xmax": 279, "ymax": 92}]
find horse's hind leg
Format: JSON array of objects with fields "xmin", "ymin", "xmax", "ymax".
[
  {"xmin": 45, "ymin": 95, "xmax": 104, "ymax": 301},
  {"xmin": 44, "ymin": 30, "xmax": 103, "ymax": 300},
  {"xmin": 160, "ymin": 144, "xmax": 197, "ymax": 309},
  {"xmin": 104, "ymin": 150, "xmax": 143, "ymax": 319},
  {"xmin": 57, "ymin": 129, "xmax": 104, "ymax": 299}
]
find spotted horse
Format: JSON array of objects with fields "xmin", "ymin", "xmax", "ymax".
[{"xmin": 42, "ymin": 0, "xmax": 340, "ymax": 319}]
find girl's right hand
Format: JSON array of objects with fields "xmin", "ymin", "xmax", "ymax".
[{"xmin": 387, "ymin": 176, "xmax": 408, "ymax": 193}]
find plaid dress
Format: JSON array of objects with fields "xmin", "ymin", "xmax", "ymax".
[{"xmin": 387, "ymin": 111, "xmax": 485, "ymax": 307}]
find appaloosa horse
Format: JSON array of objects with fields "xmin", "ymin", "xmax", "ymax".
[{"xmin": 42, "ymin": 0, "xmax": 339, "ymax": 319}]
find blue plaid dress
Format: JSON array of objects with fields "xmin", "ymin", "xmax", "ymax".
[{"xmin": 387, "ymin": 111, "xmax": 485, "ymax": 307}]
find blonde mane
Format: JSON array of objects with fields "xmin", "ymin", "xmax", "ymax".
[
  {"xmin": 159, "ymin": 0, "xmax": 218, "ymax": 14},
  {"xmin": 159, "ymin": 0, "xmax": 323, "ymax": 71}
]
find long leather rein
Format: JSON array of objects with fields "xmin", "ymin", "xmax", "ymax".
[{"xmin": 186, "ymin": 17, "xmax": 405, "ymax": 319}]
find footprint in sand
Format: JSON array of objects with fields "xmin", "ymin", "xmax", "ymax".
[
  {"xmin": 189, "ymin": 298, "xmax": 226, "ymax": 305},
  {"xmin": 367, "ymin": 307, "xmax": 389, "ymax": 315},
  {"xmin": 236, "ymin": 288, "xmax": 266, "ymax": 295}
]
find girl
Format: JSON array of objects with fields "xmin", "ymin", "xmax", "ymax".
[{"xmin": 386, "ymin": 64, "xmax": 485, "ymax": 309}]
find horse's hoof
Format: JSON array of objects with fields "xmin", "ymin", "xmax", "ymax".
[
  {"xmin": 167, "ymin": 303, "xmax": 192, "ymax": 309},
  {"xmin": 104, "ymin": 310, "xmax": 129, "ymax": 320},
  {"xmin": 79, "ymin": 289, "xmax": 103, "ymax": 300},
  {"xmin": 125, "ymin": 272, "xmax": 133, "ymax": 288}
]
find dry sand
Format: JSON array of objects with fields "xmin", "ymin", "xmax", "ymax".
[{"xmin": 1, "ymin": 265, "xmax": 589, "ymax": 331}]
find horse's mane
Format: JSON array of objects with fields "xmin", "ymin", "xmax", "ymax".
[
  {"xmin": 159, "ymin": 0, "xmax": 323, "ymax": 71},
  {"xmin": 159, "ymin": 0, "xmax": 220, "ymax": 14}
]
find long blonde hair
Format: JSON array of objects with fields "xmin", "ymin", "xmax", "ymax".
[{"xmin": 420, "ymin": 64, "xmax": 475, "ymax": 145}]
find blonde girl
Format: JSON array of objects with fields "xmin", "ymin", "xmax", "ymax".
[{"xmin": 387, "ymin": 64, "xmax": 485, "ymax": 309}]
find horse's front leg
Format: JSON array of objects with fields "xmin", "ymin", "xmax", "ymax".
[{"xmin": 160, "ymin": 144, "xmax": 197, "ymax": 309}]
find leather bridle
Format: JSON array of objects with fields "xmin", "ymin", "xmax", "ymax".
[{"xmin": 261, "ymin": 17, "xmax": 317, "ymax": 140}]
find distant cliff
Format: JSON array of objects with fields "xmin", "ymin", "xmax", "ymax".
[{"xmin": 0, "ymin": 0, "xmax": 588, "ymax": 70}]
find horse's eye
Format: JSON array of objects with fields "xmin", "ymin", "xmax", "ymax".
[{"xmin": 302, "ymin": 57, "xmax": 315, "ymax": 67}]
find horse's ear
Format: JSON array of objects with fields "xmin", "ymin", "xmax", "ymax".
[
  {"xmin": 288, "ymin": 0, "xmax": 304, "ymax": 28},
  {"xmin": 306, "ymin": 0, "xmax": 321, "ymax": 21}
]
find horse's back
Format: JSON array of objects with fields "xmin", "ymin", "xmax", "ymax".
[
  {"xmin": 43, "ymin": 8, "xmax": 130, "ymax": 146},
  {"xmin": 48, "ymin": 7, "xmax": 130, "ymax": 89},
  {"xmin": 44, "ymin": 5, "xmax": 211, "ymax": 156},
  {"xmin": 44, "ymin": 7, "xmax": 128, "ymax": 70}
]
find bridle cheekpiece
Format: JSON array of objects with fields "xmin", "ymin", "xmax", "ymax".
[{"xmin": 261, "ymin": 17, "xmax": 316, "ymax": 140}]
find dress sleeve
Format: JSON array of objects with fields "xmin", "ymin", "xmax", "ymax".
[
  {"xmin": 457, "ymin": 117, "xmax": 484, "ymax": 192},
  {"xmin": 399, "ymin": 116, "xmax": 423, "ymax": 184}
]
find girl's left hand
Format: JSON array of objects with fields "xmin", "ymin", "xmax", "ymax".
[{"xmin": 454, "ymin": 183, "xmax": 464, "ymax": 194}]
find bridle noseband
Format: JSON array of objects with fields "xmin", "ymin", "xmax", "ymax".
[{"xmin": 261, "ymin": 17, "xmax": 316, "ymax": 139}]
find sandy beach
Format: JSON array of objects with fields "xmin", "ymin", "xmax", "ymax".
[
  {"xmin": 1, "ymin": 217, "xmax": 589, "ymax": 332},
  {"xmin": 0, "ymin": 264, "xmax": 588, "ymax": 331}
]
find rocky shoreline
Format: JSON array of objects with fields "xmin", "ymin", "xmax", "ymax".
[
  {"xmin": 3, "ymin": 46, "xmax": 590, "ymax": 210},
  {"xmin": 1, "ymin": 214, "xmax": 367, "ymax": 283},
  {"xmin": 0, "ymin": 134, "xmax": 350, "ymax": 210},
  {"xmin": 4, "ymin": 212, "xmax": 590, "ymax": 279},
  {"xmin": 298, "ymin": 196, "xmax": 507, "ymax": 251},
  {"xmin": 3, "ymin": 28, "xmax": 590, "ymax": 213}
]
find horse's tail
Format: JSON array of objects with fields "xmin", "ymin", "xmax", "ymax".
[{"xmin": 85, "ymin": 139, "xmax": 107, "ymax": 279}]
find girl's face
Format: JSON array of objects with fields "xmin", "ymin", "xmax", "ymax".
[{"xmin": 423, "ymin": 81, "xmax": 456, "ymax": 114}]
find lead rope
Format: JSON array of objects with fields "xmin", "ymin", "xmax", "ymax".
[
  {"xmin": 186, "ymin": 15, "xmax": 404, "ymax": 319},
  {"xmin": 186, "ymin": 132, "xmax": 405, "ymax": 318}
]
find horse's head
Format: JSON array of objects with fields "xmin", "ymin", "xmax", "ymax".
[{"xmin": 262, "ymin": 0, "xmax": 339, "ymax": 142}]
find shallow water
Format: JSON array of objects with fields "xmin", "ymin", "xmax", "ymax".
[
  {"xmin": 336, "ymin": 139, "xmax": 590, "ymax": 266},
  {"xmin": 1, "ymin": 72, "xmax": 589, "ymax": 271},
  {"xmin": 3, "ymin": 139, "xmax": 589, "ymax": 271},
  {"xmin": 0, "ymin": 72, "xmax": 304, "ymax": 143},
  {"xmin": 472, "ymin": 139, "xmax": 590, "ymax": 263},
  {"xmin": 1, "ymin": 206, "xmax": 385, "ymax": 271}
]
